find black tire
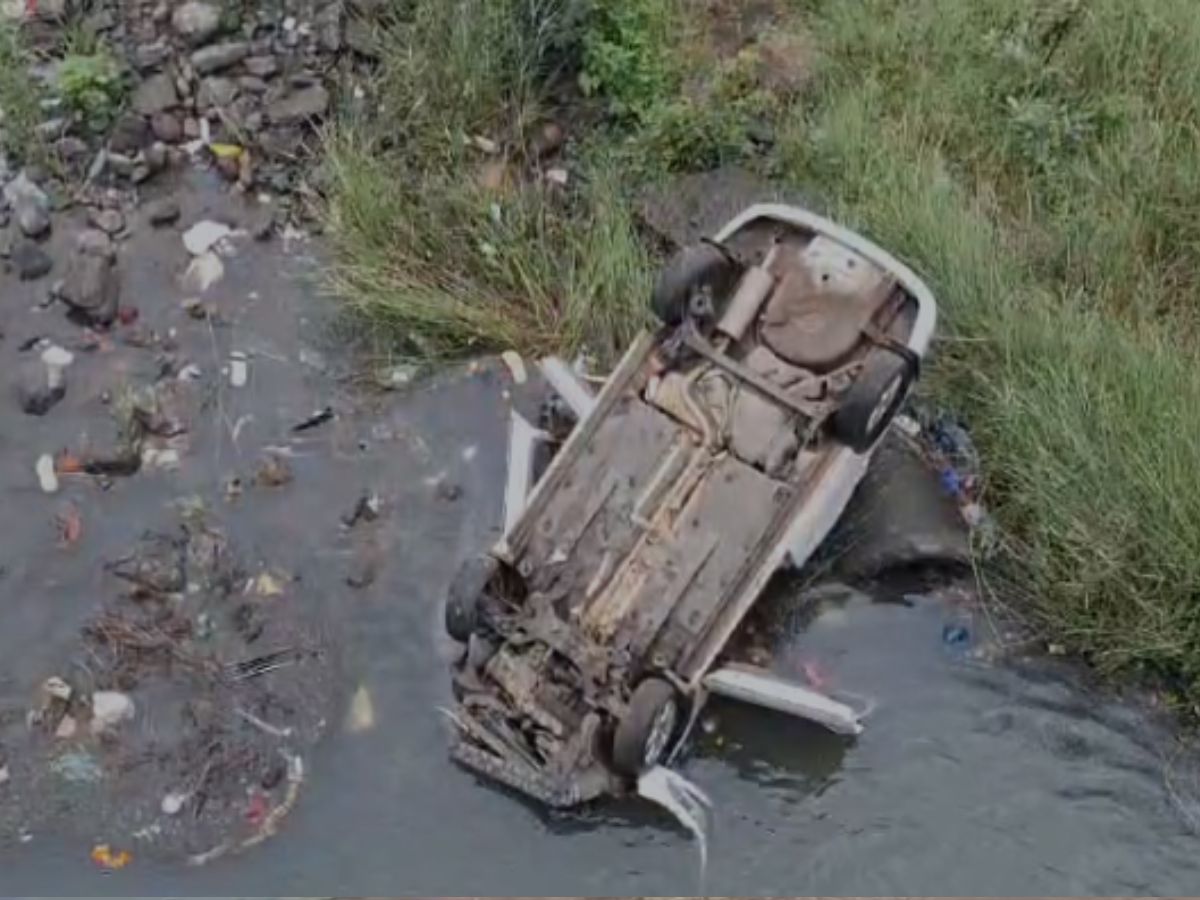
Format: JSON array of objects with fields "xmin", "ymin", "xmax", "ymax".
[
  {"xmin": 651, "ymin": 243, "xmax": 739, "ymax": 326},
  {"xmin": 612, "ymin": 677, "xmax": 680, "ymax": 776},
  {"xmin": 831, "ymin": 350, "xmax": 915, "ymax": 453},
  {"xmin": 444, "ymin": 555, "xmax": 498, "ymax": 642}
]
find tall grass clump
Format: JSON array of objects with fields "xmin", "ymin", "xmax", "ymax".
[
  {"xmin": 780, "ymin": 0, "xmax": 1200, "ymax": 689},
  {"xmin": 0, "ymin": 23, "xmax": 47, "ymax": 164},
  {"xmin": 325, "ymin": 0, "xmax": 654, "ymax": 363}
]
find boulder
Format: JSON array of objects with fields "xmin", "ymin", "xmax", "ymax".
[
  {"xmin": 150, "ymin": 112, "xmax": 183, "ymax": 143},
  {"xmin": 266, "ymin": 84, "xmax": 329, "ymax": 124},
  {"xmin": 197, "ymin": 76, "xmax": 238, "ymax": 108},
  {"xmin": 11, "ymin": 240, "xmax": 52, "ymax": 280},
  {"xmin": 3, "ymin": 172, "xmax": 51, "ymax": 239},
  {"xmin": 132, "ymin": 73, "xmax": 178, "ymax": 116},
  {"xmin": 171, "ymin": 1, "xmax": 221, "ymax": 45},
  {"xmin": 190, "ymin": 40, "xmax": 250, "ymax": 74},
  {"xmin": 60, "ymin": 247, "xmax": 118, "ymax": 328},
  {"xmin": 145, "ymin": 197, "xmax": 181, "ymax": 226}
]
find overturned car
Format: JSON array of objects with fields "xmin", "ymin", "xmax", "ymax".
[{"xmin": 443, "ymin": 204, "xmax": 937, "ymax": 807}]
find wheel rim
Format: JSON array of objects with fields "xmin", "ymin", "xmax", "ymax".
[
  {"xmin": 866, "ymin": 374, "xmax": 904, "ymax": 436},
  {"xmin": 642, "ymin": 699, "xmax": 678, "ymax": 768}
]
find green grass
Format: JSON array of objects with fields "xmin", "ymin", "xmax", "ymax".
[
  {"xmin": 327, "ymin": 0, "xmax": 1200, "ymax": 693},
  {"xmin": 0, "ymin": 23, "xmax": 47, "ymax": 164},
  {"xmin": 777, "ymin": 0, "xmax": 1200, "ymax": 689},
  {"xmin": 324, "ymin": 0, "xmax": 655, "ymax": 363}
]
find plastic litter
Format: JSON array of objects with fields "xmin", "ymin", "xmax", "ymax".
[
  {"xmin": 182, "ymin": 220, "xmax": 234, "ymax": 256},
  {"xmin": 182, "ymin": 251, "xmax": 225, "ymax": 292},
  {"xmin": 161, "ymin": 790, "xmax": 189, "ymax": 815},
  {"xmin": 229, "ymin": 351, "xmax": 248, "ymax": 387},
  {"xmin": 36, "ymin": 454, "xmax": 59, "ymax": 493},
  {"xmin": 41, "ymin": 344, "xmax": 74, "ymax": 389},
  {"xmin": 292, "ymin": 406, "xmax": 334, "ymax": 432},
  {"xmin": 50, "ymin": 750, "xmax": 102, "ymax": 783},
  {"xmin": 637, "ymin": 766, "xmax": 713, "ymax": 890},
  {"xmin": 942, "ymin": 622, "xmax": 971, "ymax": 650},
  {"xmin": 90, "ymin": 843, "xmax": 132, "ymax": 870},
  {"xmin": 90, "ymin": 690, "xmax": 135, "ymax": 735},
  {"xmin": 346, "ymin": 683, "xmax": 375, "ymax": 733},
  {"xmin": 141, "ymin": 447, "xmax": 181, "ymax": 470},
  {"xmin": 42, "ymin": 676, "xmax": 72, "ymax": 701},
  {"xmin": 500, "ymin": 350, "xmax": 527, "ymax": 385}
]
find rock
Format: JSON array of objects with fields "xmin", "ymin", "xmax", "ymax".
[
  {"xmin": 106, "ymin": 152, "xmax": 135, "ymax": 178},
  {"xmin": 171, "ymin": 1, "xmax": 221, "ymax": 45},
  {"xmin": 36, "ymin": 118, "xmax": 67, "ymax": 139},
  {"xmin": 83, "ymin": 6, "xmax": 115, "ymax": 30},
  {"xmin": 238, "ymin": 75, "xmax": 268, "ymax": 95},
  {"xmin": 315, "ymin": 2, "xmax": 343, "ymax": 52},
  {"xmin": 259, "ymin": 125, "xmax": 304, "ymax": 158},
  {"xmin": 146, "ymin": 197, "xmax": 181, "ymax": 226},
  {"xmin": 76, "ymin": 228, "xmax": 115, "ymax": 259},
  {"xmin": 190, "ymin": 40, "xmax": 250, "ymax": 74},
  {"xmin": 4, "ymin": 173, "xmax": 51, "ymax": 239},
  {"xmin": 30, "ymin": 0, "xmax": 66, "ymax": 19},
  {"xmin": 87, "ymin": 207, "xmax": 125, "ymax": 235},
  {"xmin": 197, "ymin": 76, "xmax": 238, "ymax": 108},
  {"xmin": 531, "ymin": 121, "xmax": 566, "ymax": 158},
  {"xmin": 348, "ymin": 0, "xmax": 383, "ymax": 15},
  {"xmin": 134, "ymin": 41, "xmax": 171, "ymax": 70},
  {"xmin": 150, "ymin": 112, "xmax": 183, "ymax": 142},
  {"xmin": 15, "ymin": 362, "xmax": 64, "ymax": 415},
  {"xmin": 249, "ymin": 206, "xmax": 276, "ymax": 240},
  {"xmin": 61, "ymin": 251, "xmax": 119, "ymax": 325},
  {"xmin": 11, "ymin": 240, "xmax": 52, "ymax": 280},
  {"xmin": 183, "ymin": 117, "xmax": 202, "ymax": 139},
  {"xmin": 345, "ymin": 17, "xmax": 379, "ymax": 57},
  {"xmin": 109, "ymin": 112, "xmax": 149, "ymax": 153},
  {"xmin": 132, "ymin": 73, "xmax": 178, "ymax": 115},
  {"xmin": 242, "ymin": 55, "xmax": 278, "ymax": 78},
  {"xmin": 55, "ymin": 715, "xmax": 78, "ymax": 739},
  {"xmin": 144, "ymin": 142, "xmax": 169, "ymax": 172},
  {"xmin": 55, "ymin": 136, "xmax": 90, "ymax": 165},
  {"xmin": 828, "ymin": 434, "xmax": 972, "ymax": 580},
  {"xmin": 266, "ymin": 85, "xmax": 329, "ymax": 124},
  {"xmin": 90, "ymin": 691, "xmax": 135, "ymax": 735}
]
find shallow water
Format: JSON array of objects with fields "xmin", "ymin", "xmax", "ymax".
[{"xmin": 3, "ymin": 174, "xmax": 1200, "ymax": 895}]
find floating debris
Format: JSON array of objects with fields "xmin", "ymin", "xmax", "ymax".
[
  {"xmin": 292, "ymin": 405, "xmax": 334, "ymax": 432},
  {"xmin": 90, "ymin": 843, "xmax": 133, "ymax": 871},
  {"xmin": 182, "ymin": 219, "xmax": 234, "ymax": 256},
  {"xmin": 35, "ymin": 453, "xmax": 59, "ymax": 493},
  {"xmin": 229, "ymin": 351, "xmax": 249, "ymax": 387},
  {"xmin": 346, "ymin": 683, "xmax": 376, "ymax": 733}
]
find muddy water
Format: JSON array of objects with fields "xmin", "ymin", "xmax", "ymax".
[{"xmin": 3, "ymin": 174, "xmax": 1200, "ymax": 894}]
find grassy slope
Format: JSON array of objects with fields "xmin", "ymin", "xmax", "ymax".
[
  {"xmin": 780, "ymin": 0, "xmax": 1200, "ymax": 687},
  {"xmin": 327, "ymin": 0, "xmax": 1200, "ymax": 694}
]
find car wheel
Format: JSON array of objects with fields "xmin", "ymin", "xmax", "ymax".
[
  {"xmin": 444, "ymin": 555, "xmax": 498, "ymax": 643},
  {"xmin": 651, "ymin": 243, "xmax": 739, "ymax": 327},
  {"xmin": 830, "ymin": 351, "xmax": 914, "ymax": 453},
  {"xmin": 612, "ymin": 678, "xmax": 680, "ymax": 776}
]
